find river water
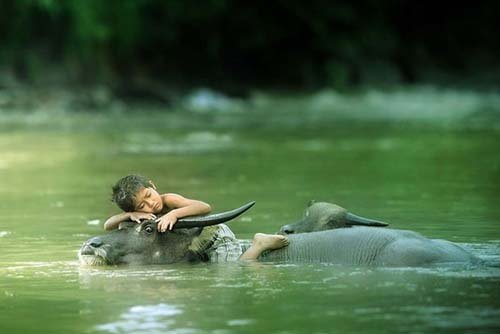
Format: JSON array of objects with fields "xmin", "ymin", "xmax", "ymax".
[{"xmin": 1, "ymin": 88, "xmax": 499, "ymax": 333}]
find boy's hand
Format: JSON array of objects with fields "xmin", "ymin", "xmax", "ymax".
[
  {"xmin": 129, "ymin": 212, "xmax": 156, "ymax": 223},
  {"xmin": 156, "ymin": 213, "xmax": 177, "ymax": 232}
]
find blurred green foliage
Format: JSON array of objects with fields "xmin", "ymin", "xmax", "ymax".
[{"xmin": 0, "ymin": 0, "xmax": 499, "ymax": 88}]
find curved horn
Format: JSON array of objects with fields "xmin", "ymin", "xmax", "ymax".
[
  {"xmin": 173, "ymin": 201, "xmax": 256, "ymax": 229},
  {"xmin": 345, "ymin": 212, "xmax": 388, "ymax": 227}
]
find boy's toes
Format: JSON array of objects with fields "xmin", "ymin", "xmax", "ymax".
[
  {"xmin": 274, "ymin": 235, "xmax": 289, "ymax": 248},
  {"xmin": 279, "ymin": 235, "xmax": 289, "ymax": 243}
]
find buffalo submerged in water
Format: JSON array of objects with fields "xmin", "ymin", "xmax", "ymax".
[{"xmin": 79, "ymin": 201, "xmax": 478, "ymax": 267}]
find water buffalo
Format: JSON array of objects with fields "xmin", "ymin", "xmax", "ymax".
[
  {"xmin": 79, "ymin": 202, "xmax": 257, "ymax": 266},
  {"xmin": 271, "ymin": 201, "xmax": 478, "ymax": 266},
  {"xmin": 79, "ymin": 201, "xmax": 478, "ymax": 267}
]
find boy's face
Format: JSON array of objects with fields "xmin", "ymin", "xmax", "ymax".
[{"xmin": 133, "ymin": 186, "xmax": 164, "ymax": 213}]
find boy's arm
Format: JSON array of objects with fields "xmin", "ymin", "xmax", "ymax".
[
  {"xmin": 103, "ymin": 212, "xmax": 156, "ymax": 231},
  {"xmin": 164, "ymin": 193, "xmax": 212, "ymax": 217},
  {"xmin": 156, "ymin": 193, "xmax": 211, "ymax": 232}
]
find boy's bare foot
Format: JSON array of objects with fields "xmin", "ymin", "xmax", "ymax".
[
  {"xmin": 239, "ymin": 233, "xmax": 289, "ymax": 261},
  {"xmin": 253, "ymin": 233, "xmax": 289, "ymax": 251}
]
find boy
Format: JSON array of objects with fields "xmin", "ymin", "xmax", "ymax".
[{"xmin": 104, "ymin": 174, "xmax": 288, "ymax": 261}]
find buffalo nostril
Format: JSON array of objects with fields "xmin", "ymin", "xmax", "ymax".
[{"xmin": 88, "ymin": 237, "xmax": 103, "ymax": 248}]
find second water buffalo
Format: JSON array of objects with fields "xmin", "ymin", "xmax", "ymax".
[{"xmin": 272, "ymin": 202, "xmax": 477, "ymax": 266}]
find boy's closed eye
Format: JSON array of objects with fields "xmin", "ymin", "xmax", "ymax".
[{"xmin": 137, "ymin": 190, "xmax": 151, "ymax": 210}]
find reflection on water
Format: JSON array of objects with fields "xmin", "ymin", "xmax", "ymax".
[
  {"xmin": 1, "ymin": 93, "xmax": 499, "ymax": 333},
  {"xmin": 2, "ymin": 258, "xmax": 499, "ymax": 334},
  {"xmin": 95, "ymin": 304, "xmax": 185, "ymax": 334}
]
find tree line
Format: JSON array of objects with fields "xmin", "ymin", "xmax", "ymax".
[{"xmin": 1, "ymin": 0, "xmax": 498, "ymax": 89}]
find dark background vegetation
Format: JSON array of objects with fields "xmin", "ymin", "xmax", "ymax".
[{"xmin": 1, "ymin": 0, "xmax": 499, "ymax": 91}]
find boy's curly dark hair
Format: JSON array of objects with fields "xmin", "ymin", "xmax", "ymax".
[{"xmin": 111, "ymin": 174, "xmax": 150, "ymax": 212}]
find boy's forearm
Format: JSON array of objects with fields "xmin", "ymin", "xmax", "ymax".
[{"xmin": 104, "ymin": 212, "xmax": 131, "ymax": 231}]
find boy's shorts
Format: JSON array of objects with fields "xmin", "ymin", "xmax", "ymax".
[
  {"xmin": 205, "ymin": 224, "xmax": 251, "ymax": 262},
  {"xmin": 189, "ymin": 224, "xmax": 251, "ymax": 262}
]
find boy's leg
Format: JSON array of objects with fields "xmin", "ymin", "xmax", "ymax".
[{"xmin": 239, "ymin": 233, "xmax": 289, "ymax": 260}]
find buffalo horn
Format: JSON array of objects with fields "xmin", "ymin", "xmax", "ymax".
[
  {"xmin": 173, "ymin": 201, "xmax": 256, "ymax": 229},
  {"xmin": 345, "ymin": 212, "xmax": 388, "ymax": 227}
]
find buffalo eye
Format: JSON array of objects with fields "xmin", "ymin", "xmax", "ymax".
[{"xmin": 144, "ymin": 226, "xmax": 154, "ymax": 234}]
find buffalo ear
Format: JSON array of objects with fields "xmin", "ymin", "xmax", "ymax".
[{"xmin": 307, "ymin": 199, "xmax": 317, "ymax": 207}]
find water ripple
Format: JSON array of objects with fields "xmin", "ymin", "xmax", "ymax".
[{"xmin": 95, "ymin": 303, "xmax": 190, "ymax": 334}]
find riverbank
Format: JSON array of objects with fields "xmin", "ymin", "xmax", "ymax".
[{"xmin": 1, "ymin": 84, "xmax": 499, "ymax": 132}]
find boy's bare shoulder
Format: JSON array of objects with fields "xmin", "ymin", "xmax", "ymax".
[
  {"xmin": 161, "ymin": 193, "xmax": 187, "ymax": 206},
  {"xmin": 161, "ymin": 192, "xmax": 185, "ymax": 200}
]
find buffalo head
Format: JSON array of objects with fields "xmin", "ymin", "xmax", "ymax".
[
  {"xmin": 279, "ymin": 201, "xmax": 388, "ymax": 234},
  {"xmin": 79, "ymin": 221, "xmax": 202, "ymax": 265},
  {"xmin": 79, "ymin": 201, "xmax": 255, "ymax": 266}
]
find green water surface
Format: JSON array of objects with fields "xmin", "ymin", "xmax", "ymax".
[{"xmin": 1, "ymin": 95, "xmax": 499, "ymax": 333}]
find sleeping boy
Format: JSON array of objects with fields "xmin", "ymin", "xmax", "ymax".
[{"xmin": 104, "ymin": 174, "xmax": 288, "ymax": 261}]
